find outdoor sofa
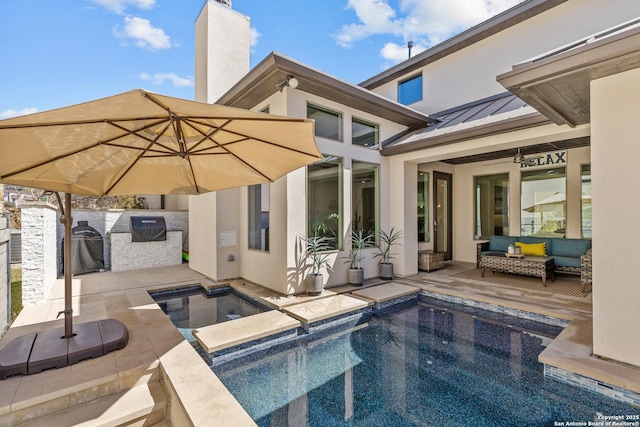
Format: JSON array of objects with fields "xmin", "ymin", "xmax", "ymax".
[{"xmin": 477, "ymin": 235, "xmax": 592, "ymax": 291}]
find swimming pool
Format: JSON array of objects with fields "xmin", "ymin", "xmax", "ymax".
[
  {"xmin": 212, "ymin": 296, "xmax": 639, "ymax": 426},
  {"xmin": 150, "ymin": 286, "xmax": 269, "ymax": 342}
]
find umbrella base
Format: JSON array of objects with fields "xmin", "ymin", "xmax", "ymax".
[{"xmin": 0, "ymin": 319, "xmax": 128, "ymax": 380}]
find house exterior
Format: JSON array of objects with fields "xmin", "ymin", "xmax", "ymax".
[{"xmin": 189, "ymin": 0, "xmax": 640, "ymax": 369}]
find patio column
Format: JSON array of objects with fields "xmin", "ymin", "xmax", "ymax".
[
  {"xmin": 388, "ymin": 157, "xmax": 418, "ymax": 276},
  {"xmin": 590, "ymin": 68, "xmax": 640, "ymax": 367}
]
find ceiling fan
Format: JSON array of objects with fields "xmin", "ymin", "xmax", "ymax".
[{"xmin": 513, "ymin": 147, "xmax": 543, "ymax": 166}]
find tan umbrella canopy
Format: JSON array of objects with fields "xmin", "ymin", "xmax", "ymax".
[
  {"xmin": 0, "ymin": 88, "xmax": 321, "ymax": 196},
  {"xmin": 0, "ymin": 89, "xmax": 321, "ymax": 378}
]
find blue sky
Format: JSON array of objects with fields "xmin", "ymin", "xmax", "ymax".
[{"xmin": 0, "ymin": 0, "xmax": 521, "ymax": 118}]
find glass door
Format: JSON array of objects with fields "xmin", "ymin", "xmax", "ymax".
[{"xmin": 433, "ymin": 171, "xmax": 453, "ymax": 261}]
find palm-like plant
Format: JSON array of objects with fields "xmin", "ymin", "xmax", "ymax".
[
  {"xmin": 343, "ymin": 230, "xmax": 374, "ymax": 269},
  {"xmin": 301, "ymin": 233, "xmax": 333, "ymax": 276},
  {"xmin": 374, "ymin": 226, "xmax": 403, "ymax": 264}
]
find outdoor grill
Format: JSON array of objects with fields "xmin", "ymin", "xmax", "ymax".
[
  {"xmin": 130, "ymin": 216, "xmax": 167, "ymax": 242},
  {"xmin": 63, "ymin": 220, "xmax": 105, "ymax": 275}
]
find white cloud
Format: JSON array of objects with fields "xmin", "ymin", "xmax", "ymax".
[
  {"xmin": 380, "ymin": 41, "xmax": 427, "ymax": 64},
  {"xmin": 335, "ymin": 0, "xmax": 402, "ymax": 47},
  {"xmin": 250, "ymin": 27, "xmax": 261, "ymax": 53},
  {"xmin": 91, "ymin": 0, "xmax": 155, "ymax": 15},
  {"xmin": 1, "ymin": 107, "xmax": 38, "ymax": 119},
  {"xmin": 139, "ymin": 72, "xmax": 193, "ymax": 87},
  {"xmin": 335, "ymin": 0, "xmax": 522, "ymax": 61},
  {"xmin": 115, "ymin": 16, "xmax": 172, "ymax": 51}
]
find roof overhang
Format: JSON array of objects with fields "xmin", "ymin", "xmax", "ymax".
[
  {"xmin": 497, "ymin": 17, "xmax": 640, "ymax": 127},
  {"xmin": 381, "ymin": 109, "xmax": 550, "ymax": 156},
  {"xmin": 217, "ymin": 52, "xmax": 435, "ymax": 130}
]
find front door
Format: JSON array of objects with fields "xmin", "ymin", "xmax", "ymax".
[{"xmin": 433, "ymin": 171, "xmax": 453, "ymax": 261}]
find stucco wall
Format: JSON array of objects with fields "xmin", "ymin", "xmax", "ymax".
[
  {"xmin": 591, "ymin": 68, "xmax": 640, "ymax": 367},
  {"xmin": 195, "ymin": 1, "xmax": 250, "ymax": 104},
  {"xmin": 191, "ymin": 87, "xmax": 409, "ymax": 294},
  {"xmin": 371, "ymin": 0, "xmax": 640, "ymax": 114}
]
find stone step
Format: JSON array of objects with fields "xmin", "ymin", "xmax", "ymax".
[
  {"xmin": 17, "ymin": 381, "xmax": 166, "ymax": 427},
  {"xmin": 0, "ymin": 361, "xmax": 161, "ymax": 426},
  {"xmin": 351, "ymin": 282, "xmax": 421, "ymax": 309}
]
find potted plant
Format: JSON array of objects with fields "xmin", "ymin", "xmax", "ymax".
[
  {"xmin": 342, "ymin": 230, "xmax": 374, "ymax": 286},
  {"xmin": 374, "ymin": 226, "xmax": 403, "ymax": 280},
  {"xmin": 301, "ymin": 233, "xmax": 333, "ymax": 295}
]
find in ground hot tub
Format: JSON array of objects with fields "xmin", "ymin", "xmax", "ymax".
[{"xmin": 149, "ymin": 286, "xmax": 271, "ymax": 342}]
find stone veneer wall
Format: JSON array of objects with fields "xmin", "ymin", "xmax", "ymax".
[
  {"xmin": 21, "ymin": 203, "xmax": 58, "ymax": 307},
  {"xmin": 0, "ymin": 215, "xmax": 10, "ymax": 333},
  {"xmin": 110, "ymin": 231, "xmax": 182, "ymax": 272}
]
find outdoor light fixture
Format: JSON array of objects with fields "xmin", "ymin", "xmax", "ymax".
[
  {"xmin": 277, "ymin": 75, "xmax": 299, "ymax": 92},
  {"xmin": 513, "ymin": 147, "xmax": 525, "ymax": 163}
]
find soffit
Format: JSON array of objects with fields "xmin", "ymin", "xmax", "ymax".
[
  {"xmin": 216, "ymin": 53, "xmax": 435, "ymax": 130},
  {"xmin": 440, "ymin": 137, "xmax": 589, "ymax": 165},
  {"xmin": 497, "ymin": 18, "xmax": 640, "ymax": 127}
]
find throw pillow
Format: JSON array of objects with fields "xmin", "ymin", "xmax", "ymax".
[{"xmin": 515, "ymin": 241, "xmax": 546, "ymax": 256}]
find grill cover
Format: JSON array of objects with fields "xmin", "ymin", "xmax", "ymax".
[
  {"xmin": 130, "ymin": 216, "xmax": 166, "ymax": 242},
  {"xmin": 65, "ymin": 221, "xmax": 104, "ymax": 275}
]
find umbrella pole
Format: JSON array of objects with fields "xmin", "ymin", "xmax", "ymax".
[{"xmin": 62, "ymin": 193, "xmax": 73, "ymax": 338}]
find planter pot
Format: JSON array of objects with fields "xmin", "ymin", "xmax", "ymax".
[
  {"xmin": 379, "ymin": 262, "xmax": 394, "ymax": 280},
  {"xmin": 348, "ymin": 268, "xmax": 364, "ymax": 286},
  {"xmin": 305, "ymin": 274, "xmax": 324, "ymax": 296}
]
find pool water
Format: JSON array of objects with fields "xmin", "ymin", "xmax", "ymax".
[
  {"xmin": 151, "ymin": 287, "xmax": 266, "ymax": 342},
  {"xmin": 213, "ymin": 297, "xmax": 639, "ymax": 426}
]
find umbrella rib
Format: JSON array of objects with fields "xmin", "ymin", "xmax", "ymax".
[
  {"xmin": 180, "ymin": 118, "xmax": 273, "ymax": 181},
  {"xmin": 0, "ymin": 118, "xmax": 178, "ymax": 180},
  {"xmin": 183, "ymin": 117, "xmax": 321, "ymax": 158},
  {"xmin": 104, "ymin": 118, "xmax": 176, "ymax": 195},
  {"xmin": 106, "ymin": 120, "xmax": 178, "ymax": 155},
  {"xmin": 181, "ymin": 118, "xmax": 231, "ymax": 155},
  {"xmin": 103, "ymin": 140, "xmax": 157, "ymax": 195},
  {"xmin": 1, "ymin": 141, "xmax": 105, "ymax": 179},
  {"xmin": 0, "ymin": 115, "xmax": 309, "ymax": 131}
]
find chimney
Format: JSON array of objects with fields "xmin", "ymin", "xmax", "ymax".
[{"xmin": 408, "ymin": 41, "xmax": 413, "ymax": 59}]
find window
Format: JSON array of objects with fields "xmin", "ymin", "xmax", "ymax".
[
  {"xmin": 307, "ymin": 104, "xmax": 342, "ymax": 141},
  {"xmin": 521, "ymin": 167, "xmax": 566, "ymax": 237},
  {"xmin": 474, "ymin": 174, "xmax": 509, "ymax": 239},
  {"xmin": 581, "ymin": 164, "xmax": 591, "ymax": 239},
  {"xmin": 398, "ymin": 74, "xmax": 423, "ymax": 105},
  {"xmin": 352, "ymin": 161, "xmax": 378, "ymax": 237},
  {"xmin": 308, "ymin": 156, "xmax": 342, "ymax": 249},
  {"xmin": 352, "ymin": 118, "xmax": 379, "ymax": 149},
  {"xmin": 418, "ymin": 172, "xmax": 430, "ymax": 242},
  {"xmin": 248, "ymin": 184, "xmax": 269, "ymax": 251}
]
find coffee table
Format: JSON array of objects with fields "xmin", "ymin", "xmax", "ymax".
[{"xmin": 480, "ymin": 254, "xmax": 554, "ymax": 286}]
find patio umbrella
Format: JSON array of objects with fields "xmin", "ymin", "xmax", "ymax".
[{"xmin": 0, "ymin": 89, "xmax": 321, "ymax": 377}]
